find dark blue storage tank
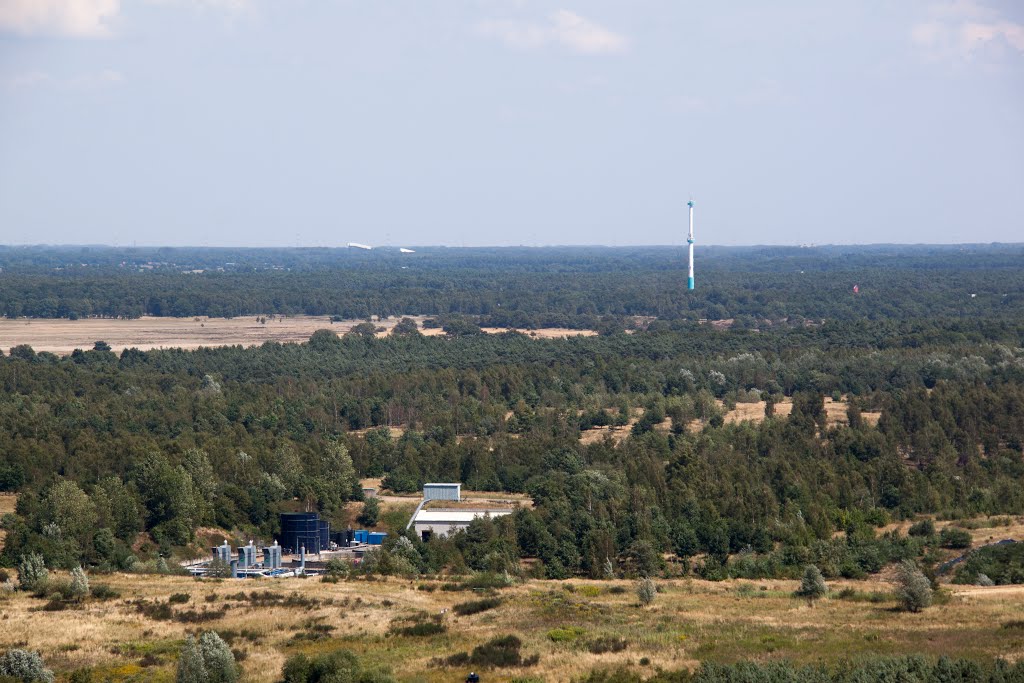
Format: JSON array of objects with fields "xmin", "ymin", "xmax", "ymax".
[
  {"xmin": 318, "ymin": 520, "xmax": 330, "ymax": 550},
  {"xmin": 279, "ymin": 512, "xmax": 321, "ymax": 553}
]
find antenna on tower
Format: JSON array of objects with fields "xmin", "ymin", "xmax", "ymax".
[{"xmin": 686, "ymin": 199, "xmax": 695, "ymax": 290}]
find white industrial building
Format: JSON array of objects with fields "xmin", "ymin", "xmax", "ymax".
[
  {"xmin": 412, "ymin": 508, "xmax": 512, "ymax": 542},
  {"xmin": 423, "ymin": 482, "xmax": 461, "ymax": 502}
]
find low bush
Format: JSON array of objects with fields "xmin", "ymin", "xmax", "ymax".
[
  {"xmin": 939, "ymin": 528, "xmax": 972, "ymax": 550},
  {"xmin": 280, "ymin": 649, "xmax": 395, "ymax": 683},
  {"xmin": 547, "ymin": 627, "xmax": 585, "ymax": 643},
  {"xmin": 90, "ymin": 584, "xmax": 120, "ymax": 601},
  {"xmin": 390, "ymin": 621, "xmax": 446, "ymax": 637},
  {"xmin": 908, "ymin": 519, "xmax": 936, "ymax": 537},
  {"xmin": 587, "ymin": 637, "xmax": 628, "ymax": 654},
  {"xmin": 439, "ymin": 635, "xmax": 537, "ymax": 669},
  {"xmin": 453, "ymin": 597, "xmax": 502, "ymax": 616}
]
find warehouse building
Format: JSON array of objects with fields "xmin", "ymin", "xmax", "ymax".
[{"xmin": 411, "ymin": 508, "xmax": 512, "ymax": 542}]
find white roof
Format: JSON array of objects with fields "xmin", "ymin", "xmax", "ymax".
[
  {"xmin": 413, "ymin": 509, "xmax": 512, "ymax": 524},
  {"xmin": 424, "ymin": 483, "xmax": 461, "ymax": 488}
]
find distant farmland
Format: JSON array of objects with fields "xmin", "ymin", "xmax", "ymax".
[{"xmin": 0, "ymin": 315, "xmax": 596, "ymax": 355}]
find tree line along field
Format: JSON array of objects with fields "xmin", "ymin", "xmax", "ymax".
[{"xmin": 0, "ymin": 244, "xmax": 1022, "ymax": 680}]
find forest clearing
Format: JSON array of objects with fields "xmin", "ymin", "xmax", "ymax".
[{"xmin": 0, "ymin": 315, "xmax": 597, "ymax": 356}]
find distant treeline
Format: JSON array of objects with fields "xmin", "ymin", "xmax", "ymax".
[{"xmin": 0, "ymin": 245, "xmax": 1021, "ymax": 323}]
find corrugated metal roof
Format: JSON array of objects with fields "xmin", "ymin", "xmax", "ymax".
[
  {"xmin": 413, "ymin": 509, "xmax": 512, "ymax": 524},
  {"xmin": 423, "ymin": 483, "xmax": 461, "ymax": 488}
]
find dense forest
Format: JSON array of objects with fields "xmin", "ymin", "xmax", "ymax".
[
  {"xmin": 1, "ymin": 245, "xmax": 1022, "ymax": 323},
  {"xmin": 0, "ymin": 245, "xmax": 1022, "ymax": 583}
]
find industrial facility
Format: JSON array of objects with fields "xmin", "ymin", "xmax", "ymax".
[
  {"xmin": 184, "ymin": 482, "xmax": 517, "ymax": 578},
  {"xmin": 185, "ymin": 511, "xmax": 387, "ymax": 579},
  {"xmin": 408, "ymin": 482, "xmax": 517, "ymax": 542}
]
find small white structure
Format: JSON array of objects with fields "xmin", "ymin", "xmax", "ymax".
[
  {"xmin": 412, "ymin": 509, "xmax": 512, "ymax": 542},
  {"xmin": 423, "ymin": 483, "xmax": 461, "ymax": 502}
]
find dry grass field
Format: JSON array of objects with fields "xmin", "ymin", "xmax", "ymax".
[
  {"xmin": 1, "ymin": 572, "xmax": 1022, "ymax": 682},
  {"xmin": 0, "ymin": 316, "xmax": 598, "ymax": 356}
]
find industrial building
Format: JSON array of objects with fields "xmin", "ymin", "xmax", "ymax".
[
  {"xmin": 423, "ymin": 482, "xmax": 461, "ymax": 502},
  {"xmin": 412, "ymin": 509, "xmax": 513, "ymax": 541},
  {"xmin": 406, "ymin": 483, "xmax": 517, "ymax": 541}
]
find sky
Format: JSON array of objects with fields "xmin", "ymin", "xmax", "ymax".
[{"xmin": 0, "ymin": 1, "xmax": 1022, "ymax": 247}]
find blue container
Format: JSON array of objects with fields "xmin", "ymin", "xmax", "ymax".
[
  {"xmin": 355, "ymin": 530, "xmax": 368, "ymax": 544},
  {"xmin": 368, "ymin": 532, "xmax": 387, "ymax": 545}
]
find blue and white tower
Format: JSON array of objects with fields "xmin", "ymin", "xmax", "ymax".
[{"xmin": 686, "ymin": 200, "xmax": 695, "ymax": 290}]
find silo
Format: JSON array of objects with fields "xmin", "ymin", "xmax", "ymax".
[{"xmin": 279, "ymin": 512, "xmax": 321, "ymax": 553}]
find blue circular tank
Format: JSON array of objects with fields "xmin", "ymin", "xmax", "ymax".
[{"xmin": 279, "ymin": 512, "xmax": 321, "ymax": 553}]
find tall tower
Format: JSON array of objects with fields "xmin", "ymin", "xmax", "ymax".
[{"xmin": 686, "ymin": 200, "xmax": 695, "ymax": 290}]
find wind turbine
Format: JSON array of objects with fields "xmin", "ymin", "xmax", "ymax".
[{"xmin": 686, "ymin": 199, "xmax": 695, "ymax": 290}]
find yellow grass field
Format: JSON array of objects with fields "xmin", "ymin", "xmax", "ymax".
[
  {"xmin": 1, "ymin": 572, "xmax": 1021, "ymax": 683},
  {"xmin": 0, "ymin": 316, "xmax": 597, "ymax": 356}
]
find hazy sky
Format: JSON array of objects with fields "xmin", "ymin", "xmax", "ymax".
[{"xmin": 1, "ymin": 1, "xmax": 1022, "ymax": 247}]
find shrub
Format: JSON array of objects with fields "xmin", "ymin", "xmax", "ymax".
[
  {"xmin": 89, "ymin": 584, "xmax": 120, "ymax": 601},
  {"xmin": 976, "ymin": 573, "xmax": 995, "ymax": 587},
  {"xmin": 636, "ymin": 577, "xmax": 656, "ymax": 606},
  {"xmin": 895, "ymin": 560, "xmax": 933, "ymax": 612},
  {"xmin": 69, "ymin": 567, "xmax": 89, "ymax": 599},
  {"xmin": 281, "ymin": 649, "xmax": 396, "ymax": 683},
  {"xmin": 453, "ymin": 597, "xmax": 502, "ymax": 616},
  {"xmin": 199, "ymin": 631, "xmax": 237, "ymax": 683},
  {"xmin": 176, "ymin": 636, "xmax": 206, "ymax": 683},
  {"xmin": 390, "ymin": 621, "xmax": 446, "ymax": 637},
  {"xmin": 939, "ymin": 528, "xmax": 972, "ymax": 550},
  {"xmin": 17, "ymin": 554, "xmax": 48, "ymax": 592},
  {"xmin": 587, "ymin": 637, "xmax": 628, "ymax": 654},
  {"xmin": 442, "ymin": 635, "xmax": 533, "ymax": 669},
  {"xmin": 794, "ymin": 565, "xmax": 828, "ymax": 606},
  {"xmin": 547, "ymin": 627, "xmax": 585, "ymax": 643},
  {"xmin": 0, "ymin": 649, "xmax": 55, "ymax": 682},
  {"xmin": 358, "ymin": 498, "xmax": 380, "ymax": 527},
  {"xmin": 908, "ymin": 519, "xmax": 936, "ymax": 537},
  {"xmin": 169, "ymin": 593, "xmax": 191, "ymax": 604}
]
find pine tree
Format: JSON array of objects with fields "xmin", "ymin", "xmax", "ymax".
[{"xmin": 795, "ymin": 565, "xmax": 828, "ymax": 606}]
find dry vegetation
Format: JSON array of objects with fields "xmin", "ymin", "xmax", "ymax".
[
  {"xmin": 1, "ymin": 572, "xmax": 1022, "ymax": 682},
  {"xmin": 578, "ymin": 397, "xmax": 882, "ymax": 445}
]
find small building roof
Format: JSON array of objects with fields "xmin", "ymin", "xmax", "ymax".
[
  {"xmin": 423, "ymin": 482, "xmax": 461, "ymax": 488},
  {"xmin": 413, "ymin": 509, "xmax": 512, "ymax": 524}
]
